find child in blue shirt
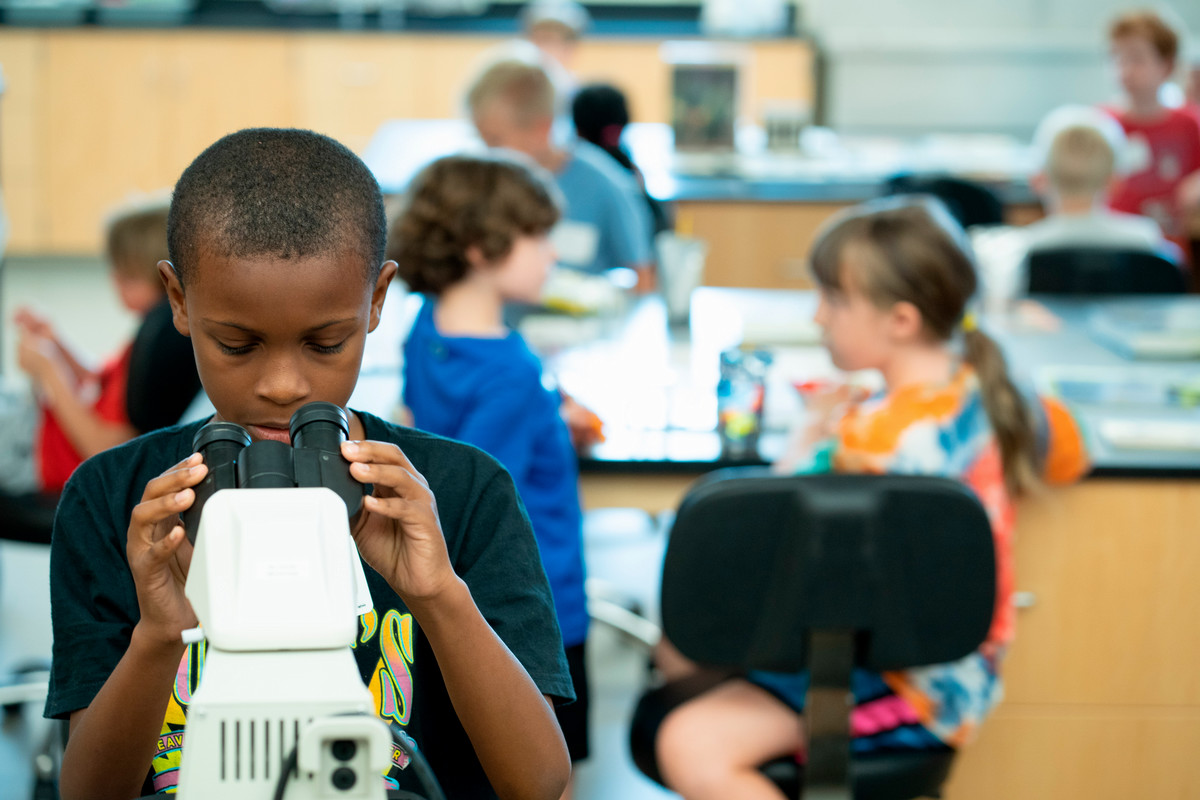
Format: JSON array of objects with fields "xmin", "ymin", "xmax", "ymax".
[{"xmin": 390, "ymin": 153, "xmax": 594, "ymax": 779}]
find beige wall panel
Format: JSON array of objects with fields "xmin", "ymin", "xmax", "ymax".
[
  {"xmin": 573, "ymin": 41, "xmax": 672, "ymax": 125},
  {"xmin": 677, "ymin": 201, "xmax": 844, "ymax": 289},
  {"xmin": 1003, "ymin": 480, "xmax": 1200, "ymax": 706},
  {"xmin": 162, "ymin": 32, "xmax": 296, "ymax": 179},
  {"xmin": 1, "ymin": 31, "xmax": 45, "ymax": 252},
  {"xmin": 945, "ymin": 706, "xmax": 1200, "ymax": 799},
  {"xmin": 43, "ymin": 31, "xmax": 174, "ymax": 251},
  {"xmin": 42, "ymin": 31, "xmax": 294, "ymax": 252},
  {"xmin": 295, "ymin": 33, "xmax": 425, "ymax": 154},
  {"xmin": 743, "ymin": 39, "xmax": 813, "ymax": 121},
  {"xmin": 404, "ymin": 36, "xmax": 503, "ymax": 122}
]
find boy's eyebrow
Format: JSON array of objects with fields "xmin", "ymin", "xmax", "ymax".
[{"xmin": 203, "ymin": 318, "xmax": 359, "ymax": 334}]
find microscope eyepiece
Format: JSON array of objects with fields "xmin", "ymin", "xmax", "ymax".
[{"xmin": 290, "ymin": 401, "xmax": 350, "ymax": 452}]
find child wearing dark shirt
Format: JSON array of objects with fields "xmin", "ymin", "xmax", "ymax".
[{"xmin": 45, "ymin": 128, "xmax": 572, "ymax": 800}]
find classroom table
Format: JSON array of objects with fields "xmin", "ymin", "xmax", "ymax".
[
  {"xmin": 352, "ymin": 286, "xmax": 1200, "ymax": 798},
  {"xmin": 558, "ymin": 288, "xmax": 1200, "ymax": 800}
]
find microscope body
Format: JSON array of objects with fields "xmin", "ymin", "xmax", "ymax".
[{"xmin": 176, "ymin": 404, "xmax": 391, "ymax": 800}]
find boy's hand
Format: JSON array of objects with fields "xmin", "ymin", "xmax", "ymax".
[
  {"xmin": 16, "ymin": 329, "xmax": 57, "ymax": 384},
  {"xmin": 127, "ymin": 453, "xmax": 206, "ymax": 647},
  {"xmin": 560, "ymin": 394, "xmax": 605, "ymax": 453},
  {"xmin": 341, "ymin": 440, "xmax": 457, "ymax": 606},
  {"xmin": 13, "ymin": 306, "xmax": 54, "ymax": 340}
]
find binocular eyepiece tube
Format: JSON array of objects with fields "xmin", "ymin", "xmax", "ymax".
[{"xmin": 180, "ymin": 402, "xmax": 366, "ymax": 542}]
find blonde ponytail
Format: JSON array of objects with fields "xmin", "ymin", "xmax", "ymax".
[{"xmin": 963, "ymin": 327, "xmax": 1040, "ymax": 497}]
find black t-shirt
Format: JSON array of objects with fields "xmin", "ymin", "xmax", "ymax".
[
  {"xmin": 45, "ymin": 410, "xmax": 573, "ymax": 798},
  {"xmin": 126, "ymin": 296, "xmax": 203, "ymax": 434}
]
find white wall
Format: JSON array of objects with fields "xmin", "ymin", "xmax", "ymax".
[{"xmin": 801, "ymin": 0, "xmax": 1199, "ymax": 136}]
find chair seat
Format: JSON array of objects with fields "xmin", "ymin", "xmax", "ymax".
[{"xmin": 631, "ymin": 676, "xmax": 955, "ymax": 800}]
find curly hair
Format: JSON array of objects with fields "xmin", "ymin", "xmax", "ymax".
[
  {"xmin": 388, "ymin": 153, "xmax": 562, "ymax": 295},
  {"xmin": 168, "ymin": 128, "xmax": 387, "ymax": 289}
]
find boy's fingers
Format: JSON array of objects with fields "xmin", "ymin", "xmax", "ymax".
[
  {"xmin": 361, "ymin": 494, "xmax": 418, "ymax": 520},
  {"xmin": 342, "ymin": 441, "xmax": 428, "ymax": 486},
  {"xmin": 144, "ymin": 526, "xmax": 186, "ymax": 562},
  {"xmin": 129, "ymin": 489, "xmax": 195, "ymax": 542},
  {"xmin": 140, "ymin": 454, "xmax": 206, "ymax": 503},
  {"xmin": 349, "ymin": 461, "xmax": 430, "ymax": 497},
  {"xmin": 342, "ymin": 440, "xmax": 409, "ymax": 467}
]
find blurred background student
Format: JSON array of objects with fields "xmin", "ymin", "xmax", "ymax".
[
  {"xmin": 0, "ymin": 196, "xmax": 201, "ymax": 536},
  {"xmin": 1104, "ymin": 9, "xmax": 1200, "ymax": 257},
  {"xmin": 973, "ymin": 105, "xmax": 1177, "ymax": 308},
  {"xmin": 521, "ymin": 0, "xmax": 590, "ymax": 110},
  {"xmin": 571, "ymin": 83, "xmax": 673, "ymax": 239},
  {"xmin": 655, "ymin": 198, "xmax": 1089, "ymax": 800},
  {"xmin": 390, "ymin": 153, "xmax": 601, "ymax": 800},
  {"xmin": 466, "ymin": 57, "xmax": 656, "ymax": 290}
]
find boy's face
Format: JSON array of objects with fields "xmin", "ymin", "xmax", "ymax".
[
  {"xmin": 528, "ymin": 24, "xmax": 578, "ymax": 68},
  {"xmin": 113, "ymin": 271, "xmax": 164, "ymax": 316},
  {"xmin": 1111, "ymin": 35, "xmax": 1172, "ymax": 100},
  {"xmin": 473, "ymin": 100, "xmax": 553, "ymax": 156},
  {"xmin": 491, "ymin": 234, "xmax": 556, "ymax": 304},
  {"xmin": 162, "ymin": 251, "xmax": 395, "ymax": 443}
]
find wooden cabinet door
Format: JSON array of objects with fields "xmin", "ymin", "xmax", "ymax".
[
  {"xmin": 43, "ymin": 31, "xmax": 174, "ymax": 252},
  {"xmin": 39, "ymin": 30, "xmax": 294, "ymax": 252},
  {"xmin": 162, "ymin": 32, "xmax": 295, "ymax": 182}
]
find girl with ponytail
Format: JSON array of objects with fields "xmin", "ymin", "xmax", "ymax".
[{"xmin": 655, "ymin": 197, "xmax": 1089, "ymax": 800}]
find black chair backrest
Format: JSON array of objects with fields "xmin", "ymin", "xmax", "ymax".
[
  {"xmin": 662, "ymin": 469, "xmax": 995, "ymax": 673},
  {"xmin": 883, "ymin": 173, "xmax": 1005, "ymax": 228},
  {"xmin": 1026, "ymin": 246, "xmax": 1187, "ymax": 295}
]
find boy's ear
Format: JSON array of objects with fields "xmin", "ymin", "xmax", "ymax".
[
  {"xmin": 888, "ymin": 300, "xmax": 924, "ymax": 342},
  {"xmin": 368, "ymin": 261, "xmax": 398, "ymax": 333},
  {"xmin": 159, "ymin": 260, "xmax": 191, "ymax": 338},
  {"xmin": 464, "ymin": 245, "xmax": 490, "ymax": 271},
  {"xmin": 534, "ymin": 115, "xmax": 555, "ymax": 140}
]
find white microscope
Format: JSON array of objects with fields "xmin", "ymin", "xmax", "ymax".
[{"xmin": 173, "ymin": 403, "xmax": 438, "ymax": 800}]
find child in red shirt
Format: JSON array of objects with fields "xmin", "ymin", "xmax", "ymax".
[
  {"xmin": 14, "ymin": 198, "xmax": 171, "ymax": 491},
  {"xmin": 1104, "ymin": 10, "xmax": 1200, "ymax": 254}
]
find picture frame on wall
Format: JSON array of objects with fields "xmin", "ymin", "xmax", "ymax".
[{"xmin": 662, "ymin": 42, "xmax": 743, "ymax": 153}]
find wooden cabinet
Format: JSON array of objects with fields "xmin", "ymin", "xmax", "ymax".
[
  {"xmin": 1, "ymin": 28, "xmax": 813, "ymax": 256},
  {"xmin": 3, "ymin": 30, "xmax": 294, "ymax": 253},
  {"xmin": 679, "ymin": 199, "xmax": 1042, "ymax": 291},
  {"xmin": 941, "ymin": 479, "xmax": 1200, "ymax": 798},
  {"xmin": 40, "ymin": 31, "xmax": 294, "ymax": 251},
  {"xmin": 676, "ymin": 201, "xmax": 839, "ymax": 290}
]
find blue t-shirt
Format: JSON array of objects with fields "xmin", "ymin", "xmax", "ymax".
[
  {"xmin": 554, "ymin": 139, "xmax": 653, "ymax": 275},
  {"xmin": 403, "ymin": 299, "xmax": 588, "ymax": 647}
]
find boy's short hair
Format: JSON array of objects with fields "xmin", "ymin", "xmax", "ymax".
[
  {"xmin": 105, "ymin": 195, "xmax": 171, "ymax": 284},
  {"xmin": 168, "ymin": 128, "xmax": 386, "ymax": 289},
  {"xmin": 1045, "ymin": 124, "xmax": 1116, "ymax": 196},
  {"xmin": 1109, "ymin": 10, "xmax": 1179, "ymax": 65},
  {"xmin": 466, "ymin": 58, "xmax": 556, "ymax": 125},
  {"xmin": 1033, "ymin": 105, "xmax": 1128, "ymax": 195},
  {"xmin": 388, "ymin": 153, "xmax": 562, "ymax": 295}
]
